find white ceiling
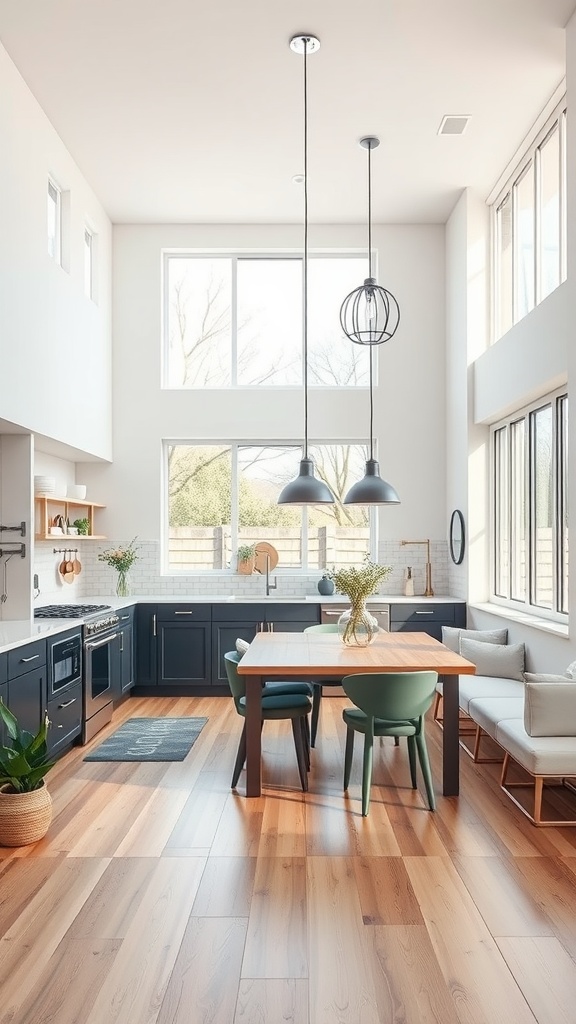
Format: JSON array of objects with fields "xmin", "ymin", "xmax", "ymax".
[{"xmin": 0, "ymin": 0, "xmax": 574, "ymax": 225}]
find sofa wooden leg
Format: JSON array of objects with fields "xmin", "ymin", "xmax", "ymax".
[
  {"xmin": 501, "ymin": 752, "xmax": 510, "ymax": 786},
  {"xmin": 534, "ymin": 776, "xmax": 543, "ymax": 825}
]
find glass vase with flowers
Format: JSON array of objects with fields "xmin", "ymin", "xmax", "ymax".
[
  {"xmin": 332, "ymin": 560, "xmax": 392, "ymax": 646},
  {"xmin": 98, "ymin": 537, "xmax": 140, "ymax": 597}
]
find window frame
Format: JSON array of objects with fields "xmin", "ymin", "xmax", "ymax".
[
  {"xmin": 84, "ymin": 226, "xmax": 94, "ymax": 300},
  {"xmin": 161, "ymin": 250, "xmax": 375, "ymax": 390},
  {"xmin": 47, "ymin": 178, "xmax": 62, "ymax": 265},
  {"xmin": 162, "ymin": 438, "xmax": 378, "ymax": 575},
  {"xmin": 490, "ymin": 98, "xmax": 567, "ymax": 343},
  {"xmin": 490, "ymin": 387, "xmax": 568, "ymax": 623}
]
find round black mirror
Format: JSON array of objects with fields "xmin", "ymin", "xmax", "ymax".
[{"xmin": 449, "ymin": 509, "xmax": 465, "ymax": 565}]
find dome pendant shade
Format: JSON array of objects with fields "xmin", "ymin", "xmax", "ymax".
[
  {"xmin": 278, "ymin": 457, "xmax": 336, "ymax": 505},
  {"xmin": 340, "ymin": 277, "xmax": 400, "ymax": 346},
  {"xmin": 343, "ymin": 459, "xmax": 400, "ymax": 506}
]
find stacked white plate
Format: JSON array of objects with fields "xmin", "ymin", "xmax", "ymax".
[{"xmin": 34, "ymin": 475, "xmax": 56, "ymax": 496}]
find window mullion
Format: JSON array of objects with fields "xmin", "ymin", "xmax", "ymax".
[
  {"xmin": 231, "ymin": 258, "xmax": 238, "ymax": 387},
  {"xmin": 231, "ymin": 443, "xmax": 239, "ymax": 563}
]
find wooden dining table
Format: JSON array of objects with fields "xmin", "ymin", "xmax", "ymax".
[{"xmin": 236, "ymin": 629, "xmax": 476, "ymax": 798}]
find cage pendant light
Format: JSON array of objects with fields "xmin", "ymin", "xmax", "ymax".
[
  {"xmin": 278, "ymin": 34, "xmax": 335, "ymax": 506},
  {"xmin": 343, "ymin": 344, "xmax": 400, "ymax": 505},
  {"xmin": 339, "ymin": 137, "xmax": 400, "ymax": 346}
]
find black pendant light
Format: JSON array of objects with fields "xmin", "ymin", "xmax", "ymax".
[
  {"xmin": 339, "ymin": 137, "xmax": 400, "ymax": 346},
  {"xmin": 343, "ymin": 345, "xmax": 400, "ymax": 505},
  {"xmin": 278, "ymin": 35, "xmax": 335, "ymax": 506}
]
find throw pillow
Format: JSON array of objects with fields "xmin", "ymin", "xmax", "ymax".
[
  {"xmin": 459, "ymin": 637, "xmax": 525, "ymax": 681},
  {"xmin": 235, "ymin": 637, "xmax": 250, "ymax": 657},
  {"xmin": 441, "ymin": 626, "xmax": 508, "ymax": 653},
  {"xmin": 524, "ymin": 682, "xmax": 576, "ymax": 736},
  {"xmin": 524, "ymin": 672, "xmax": 571, "ymax": 684},
  {"xmin": 565, "ymin": 660, "xmax": 576, "ymax": 679}
]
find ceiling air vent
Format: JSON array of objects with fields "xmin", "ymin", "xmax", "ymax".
[{"xmin": 438, "ymin": 115, "xmax": 470, "ymax": 136}]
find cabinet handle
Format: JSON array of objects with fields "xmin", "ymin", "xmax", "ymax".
[
  {"xmin": 323, "ymin": 611, "xmax": 340, "ymax": 617},
  {"xmin": 58, "ymin": 697, "xmax": 77, "ymax": 709},
  {"xmin": 259, "ymin": 622, "xmax": 264, "ymax": 632},
  {"xmin": 174, "ymin": 611, "xmax": 193, "ymax": 615},
  {"xmin": 415, "ymin": 611, "xmax": 434, "ymax": 616},
  {"xmin": 120, "ymin": 635, "xmax": 124, "ymax": 653},
  {"xmin": 21, "ymin": 654, "xmax": 40, "ymax": 663},
  {"xmin": 152, "ymin": 614, "xmax": 157, "ymax": 637},
  {"xmin": 120, "ymin": 614, "xmax": 130, "ymax": 620},
  {"xmin": 269, "ymin": 622, "xmax": 274, "ymax": 632}
]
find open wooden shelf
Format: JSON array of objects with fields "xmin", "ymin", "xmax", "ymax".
[{"xmin": 34, "ymin": 495, "xmax": 106, "ymax": 541}]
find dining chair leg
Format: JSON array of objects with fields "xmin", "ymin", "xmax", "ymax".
[
  {"xmin": 291, "ymin": 717, "xmax": 309, "ymax": 792},
  {"xmin": 301, "ymin": 716, "xmax": 310, "ymax": 771},
  {"xmin": 415, "ymin": 727, "xmax": 435, "ymax": 811},
  {"xmin": 311, "ymin": 684, "xmax": 322, "ymax": 747},
  {"xmin": 407, "ymin": 735, "xmax": 417, "ymax": 788},
  {"xmin": 232, "ymin": 723, "xmax": 247, "ymax": 788},
  {"xmin": 343, "ymin": 726, "xmax": 355, "ymax": 790},
  {"xmin": 362, "ymin": 733, "xmax": 374, "ymax": 816}
]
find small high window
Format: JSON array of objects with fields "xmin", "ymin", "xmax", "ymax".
[{"xmin": 47, "ymin": 179, "xmax": 61, "ymax": 264}]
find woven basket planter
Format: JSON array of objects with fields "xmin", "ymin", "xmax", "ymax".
[{"xmin": 0, "ymin": 781, "xmax": 53, "ymax": 847}]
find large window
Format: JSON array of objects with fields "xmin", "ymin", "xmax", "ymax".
[
  {"xmin": 492, "ymin": 390, "xmax": 568, "ymax": 618},
  {"xmin": 162, "ymin": 254, "xmax": 370, "ymax": 388},
  {"xmin": 166, "ymin": 442, "xmax": 375, "ymax": 572},
  {"xmin": 492, "ymin": 101, "xmax": 566, "ymax": 342}
]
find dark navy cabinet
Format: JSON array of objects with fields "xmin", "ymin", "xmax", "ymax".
[
  {"xmin": 266, "ymin": 603, "xmax": 320, "ymax": 634},
  {"xmin": 212, "ymin": 604, "xmax": 267, "ymax": 685},
  {"xmin": 0, "ymin": 652, "xmax": 7, "ymax": 745},
  {"xmin": 136, "ymin": 605, "xmax": 158, "ymax": 687},
  {"xmin": 389, "ymin": 601, "xmax": 466, "ymax": 642},
  {"xmin": 157, "ymin": 605, "xmax": 212, "ymax": 688},
  {"xmin": 47, "ymin": 682, "xmax": 82, "ymax": 757},
  {"xmin": 118, "ymin": 607, "xmax": 135, "ymax": 694}
]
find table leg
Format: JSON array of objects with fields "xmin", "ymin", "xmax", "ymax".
[
  {"xmin": 442, "ymin": 674, "xmax": 460, "ymax": 796},
  {"xmin": 245, "ymin": 674, "xmax": 262, "ymax": 797}
]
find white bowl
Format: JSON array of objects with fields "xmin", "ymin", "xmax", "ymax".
[
  {"xmin": 34, "ymin": 475, "xmax": 56, "ymax": 496},
  {"xmin": 67, "ymin": 484, "xmax": 87, "ymax": 500}
]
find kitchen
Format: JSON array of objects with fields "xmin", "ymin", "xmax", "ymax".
[{"xmin": 0, "ymin": 3, "xmax": 575, "ymax": 1022}]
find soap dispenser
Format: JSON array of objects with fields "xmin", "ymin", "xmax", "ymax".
[{"xmin": 404, "ymin": 566, "xmax": 414, "ymax": 597}]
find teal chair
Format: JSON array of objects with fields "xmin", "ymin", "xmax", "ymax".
[
  {"xmin": 304, "ymin": 623, "xmax": 342, "ymax": 746},
  {"xmin": 224, "ymin": 651, "xmax": 312, "ymax": 791},
  {"xmin": 341, "ymin": 670, "xmax": 438, "ymax": 815}
]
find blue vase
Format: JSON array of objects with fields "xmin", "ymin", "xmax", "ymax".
[{"xmin": 317, "ymin": 577, "xmax": 335, "ymax": 596}]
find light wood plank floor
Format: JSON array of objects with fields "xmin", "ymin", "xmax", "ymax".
[{"xmin": 2, "ymin": 694, "xmax": 576, "ymax": 1024}]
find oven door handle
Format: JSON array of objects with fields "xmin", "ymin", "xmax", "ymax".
[{"xmin": 85, "ymin": 633, "xmax": 119, "ymax": 651}]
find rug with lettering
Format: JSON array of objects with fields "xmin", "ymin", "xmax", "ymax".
[{"xmin": 83, "ymin": 717, "xmax": 208, "ymax": 761}]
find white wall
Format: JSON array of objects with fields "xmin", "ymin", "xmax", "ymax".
[
  {"xmin": 0, "ymin": 42, "xmax": 113, "ymax": 460},
  {"xmin": 79, "ymin": 222, "xmax": 448, "ymax": 559}
]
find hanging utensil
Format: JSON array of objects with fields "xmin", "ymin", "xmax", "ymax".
[
  {"xmin": 59, "ymin": 549, "xmax": 67, "ymax": 575},
  {"xmin": 73, "ymin": 550, "xmax": 81, "ymax": 575},
  {"xmin": 65, "ymin": 550, "xmax": 74, "ymax": 573}
]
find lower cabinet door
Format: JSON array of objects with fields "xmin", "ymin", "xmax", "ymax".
[
  {"xmin": 212, "ymin": 621, "xmax": 262, "ymax": 685},
  {"xmin": 157, "ymin": 621, "xmax": 211, "ymax": 686},
  {"xmin": 47, "ymin": 683, "xmax": 82, "ymax": 756},
  {"xmin": 7, "ymin": 666, "xmax": 46, "ymax": 738}
]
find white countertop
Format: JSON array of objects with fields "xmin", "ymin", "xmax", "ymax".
[{"xmin": 0, "ymin": 593, "xmax": 464, "ymax": 656}]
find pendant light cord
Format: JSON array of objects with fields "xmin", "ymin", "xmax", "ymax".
[
  {"xmin": 303, "ymin": 38, "xmax": 309, "ymax": 460},
  {"xmin": 367, "ymin": 142, "xmax": 372, "ymax": 280},
  {"xmin": 369, "ymin": 344, "xmax": 374, "ymax": 460}
]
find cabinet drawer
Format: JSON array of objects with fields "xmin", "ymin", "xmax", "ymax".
[
  {"xmin": 266, "ymin": 604, "xmax": 320, "ymax": 624},
  {"xmin": 157, "ymin": 604, "xmax": 211, "ymax": 621},
  {"xmin": 47, "ymin": 683, "xmax": 82, "ymax": 755},
  {"xmin": 212, "ymin": 604, "xmax": 266, "ymax": 623},
  {"xmin": 389, "ymin": 603, "xmax": 457, "ymax": 625},
  {"xmin": 8, "ymin": 639, "xmax": 47, "ymax": 679}
]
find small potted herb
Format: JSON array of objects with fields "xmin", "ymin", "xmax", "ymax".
[
  {"xmin": 73, "ymin": 517, "xmax": 90, "ymax": 536},
  {"xmin": 237, "ymin": 543, "xmax": 256, "ymax": 575}
]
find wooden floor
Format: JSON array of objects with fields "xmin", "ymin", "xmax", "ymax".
[{"xmin": 2, "ymin": 694, "xmax": 576, "ymax": 1024}]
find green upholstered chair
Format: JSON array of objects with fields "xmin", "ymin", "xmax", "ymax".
[
  {"xmin": 304, "ymin": 623, "xmax": 343, "ymax": 746},
  {"xmin": 224, "ymin": 651, "xmax": 312, "ymax": 791},
  {"xmin": 341, "ymin": 670, "xmax": 438, "ymax": 815}
]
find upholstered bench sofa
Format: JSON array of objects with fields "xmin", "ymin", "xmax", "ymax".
[{"xmin": 438, "ymin": 628, "xmax": 576, "ymax": 826}]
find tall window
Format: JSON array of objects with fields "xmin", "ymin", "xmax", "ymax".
[
  {"xmin": 162, "ymin": 254, "xmax": 370, "ymax": 388},
  {"xmin": 84, "ymin": 227, "xmax": 93, "ymax": 299},
  {"xmin": 492, "ymin": 389, "xmax": 568, "ymax": 618},
  {"xmin": 166, "ymin": 442, "xmax": 374, "ymax": 572},
  {"xmin": 47, "ymin": 179, "xmax": 61, "ymax": 264},
  {"xmin": 492, "ymin": 101, "xmax": 566, "ymax": 342}
]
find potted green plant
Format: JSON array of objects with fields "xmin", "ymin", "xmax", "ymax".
[
  {"xmin": 73, "ymin": 517, "xmax": 90, "ymax": 536},
  {"xmin": 0, "ymin": 698, "xmax": 55, "ymax": 846},
  {"xmin": 237, "ymin": 543, "xmax": 256, "ymax": 575}
]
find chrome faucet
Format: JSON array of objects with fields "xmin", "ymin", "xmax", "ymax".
[
  {"xmin": 400, "ymin": 539, "xmax": 434, "ymax": 597},
  {"xmin": 263, "ymin": 553, "xmax": 277, "ymax": 597}
]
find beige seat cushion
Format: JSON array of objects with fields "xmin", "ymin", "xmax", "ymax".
[
  {"xmin": 467, "ymin": 696, "xmax": 524, "ymax": 740},
  {"xmin": 496, "ymin": 718, "xmax": 576, "ymax": 776},
  {"xmin": 458, "ymin": 674, "xmax": 524, "ymax": 714}
]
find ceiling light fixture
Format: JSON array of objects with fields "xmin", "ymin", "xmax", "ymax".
[
  {"xmin": 342, "ymin": 343, "xmax": 400, "ymax": 505},
  {"xmin": 278, "ymin": 34, "xmax": 335, "ymax": 507},
  {"xmin": 339, "ymin": 137, "xmax": 400, "ymax": 346}
]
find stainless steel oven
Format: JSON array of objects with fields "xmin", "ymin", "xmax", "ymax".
[
  {"xmin": 83, "ymin": 619, "xmax": 120, "ymax": 743},
  {"xmin": 49, "ymin": 631, "xmax": 82, "ymax": 698}
]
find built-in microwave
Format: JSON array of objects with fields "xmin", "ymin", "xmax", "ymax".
[{"xmin": 49, "ymin": 632, "xmax": 82, "ymax": 697}]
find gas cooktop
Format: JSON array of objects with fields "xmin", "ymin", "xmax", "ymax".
[{"xmin": 35, "ymin": 604, "xmax": 112, "ymax": 618}]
